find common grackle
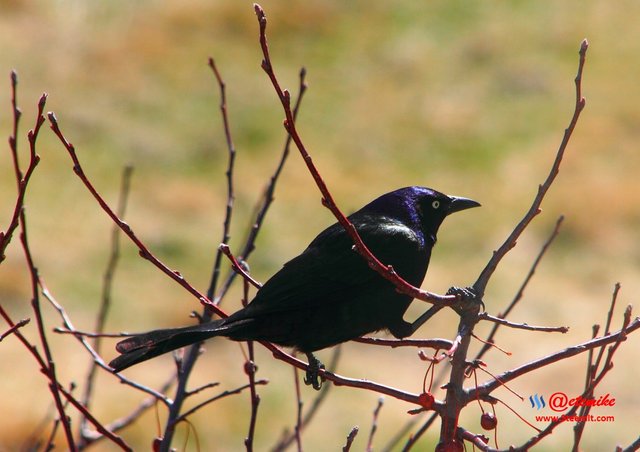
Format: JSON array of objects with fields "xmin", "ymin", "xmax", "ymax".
[{"xmin": 109, "ymin": 186, "xmax": 479, "ymax": 388}]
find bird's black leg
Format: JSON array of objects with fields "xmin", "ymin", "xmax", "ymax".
[
  {"xmin": 303, "ymin": 352, "xmax": 325, "ymax": 390},
  {"xmin": 390, "ymin": 287, "xmax": 484, "ymax": 339}
]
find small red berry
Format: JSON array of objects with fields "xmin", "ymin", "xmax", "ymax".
[
  {"xmin": 418, "ymin": 392, "xmax": 435, "ymax": 409},
  {"xmin": 480, "ymin": 412, "xmax": 498, "ymax": 430}
]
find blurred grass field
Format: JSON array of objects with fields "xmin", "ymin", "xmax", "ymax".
[{"xmin": 1, "ymin": 1, "xmax": 639, "ymax": 450}]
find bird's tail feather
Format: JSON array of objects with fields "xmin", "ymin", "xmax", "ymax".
[{"xmin": 109, "ymin": 319, "xmax": 229, "ymax": 372}]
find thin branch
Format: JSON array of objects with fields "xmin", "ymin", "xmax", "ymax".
[
  {"xmin": 470, "ymin": 316, "xmax": 640, "ymax": 401},
  {"xmin": 474, "ymin": 216, "xmax": 564, "ymax": 361},
  {"xmin": 618, "ymin": 436, "xmax": 640, "ymax": 452},
  {"xmin": 48, "ymin": 112, "xmax": 225, "ymax": 318},
  {"xmin": 217, "ymin": 66, "xmax": 308, "ymax": 302},
  {"xmin": 400, "ymin": 412, "xmax": 439, "ymax": 452},
  {"xmin": 474, "ymin": 40, "xmax": 589, "ymax": 297},
  {"xmin": 478, "ymin": 313, "xmax": 569, "ymax": 333},
  {"xmin": 342, "ymin": 426, "xmax": 359, "ymax": 452},
  {"xmin": 366, "ymin": 397, "xmax": 384, "ymax": 452},
  {"xmin": 54, "ymin": 328, "xmax": 131, "ymax": 338},
  {"xmin": 0, "ymin": 305, "xmax": 132, "ymax": 450},
  {"xmin": 0, "ymin": 317, "xmax": 30, "ymax": 341},
  {"xmin": 174, "ymin": 379, "xmax": 269, "ymax": 423},
  {"xmin": 8, "ymin": 70, "xmax": 22, "ymax": 182},
  {"xmin": 572, "ymin": 299, "xmax": 629, "ymax": 451},
  {"xmin": 512, "ymin": 312, "xmax": 630, "ymax": 452},
  {"xmin": 41, "ymin": 280, "xmax": 172, "ymax": 404},
  {"xmin": 253, "ymin": 3, "xmax": 456, "ymax": 308},
  {"xmin": 242, "ymin": 279, "xmax": 261, "ymax": 452},
  {"xmin": 159, "ymin": 57, "xmax": 241, "ymax": 452},
  {"xmin": 219, "ymin": 243, "xmax": 262, "ymax": 289},
  {"xmin": 81, "ymin": 375, "xmax": 174, "ymax": 444},
  {"xmin": 271, "ymin": 346, "xmax": 341, "ymax": 452},
  {"xmin": 206, "ymin": 56, "xmax": 237, "ymax": 303},
  {"xmin": 355, "ymin": 336, "xmax": 453, "ymax": 350},
  {"xmin": 16, "ymin": 92, "xmax": 76, "ymax": 450},
  {"xmin": 79, "ymin": 165, "xmax": 133, "ymax": 447},
  {"xmin": 0, "ymin": 90, "xmax": 44, "ymax": 263}
]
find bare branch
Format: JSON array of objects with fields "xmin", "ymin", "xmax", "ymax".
[
  {"xmin": 206, "ymin": 57, "xmax": 237, "ymax": 302},
  {"xmin": 478, "ymin": 313, "xmax": 569, "ymax": 333},
  {"xmin": 354, "ymin": 336, "xmax": 453, "ymax": 350},
  {"xmin": 475, "ymin": 216, "xmax": 564, "ymax": 361},
  {"xmin": 470, "ymin": 316, "xmax": 640, "ymax": 401},
  {"xmin": 0, "ymin": 317, "xmax": 30, "ymax": 341},
  {"xmin": 366, "ymin": 397, "xmax": 384, "ymax": 451},
  {"xmin": 219, "ymin": 243, "xmax": 263, "ymax": 289},
  {"xmin": 474, "ymin": 40, "xmax": 589, "ymax": 297},
  {"xmin": 253, "ymin": 3, "xmax": 456, "ymax": 308},
  {"xmin": 79, "ymin": 165, "xmax": 133, "ymax": 446},
  {"xmin": 48, "ymin": 113, "xmax": 225, "ymax": 318},
  {"xmin": 342, "ymin": 426, "xmax": 359, "ymax": 452}
]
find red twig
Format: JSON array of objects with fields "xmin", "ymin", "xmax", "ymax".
[
  {"xmin": 46, "ymin": 63, "xmax": 433, "ymax": 444},
  {"xmin": 478, "ymin": 313, "xmax": 569, "ymax": 333},
  {"xmin": 13, "ymin": 88, "xmax": 77, "ymax": 450},
  {"xmin": 0, "ymin": 86, "xmax": 44, "ymax": 262},
  {"xmin": 219, "ymin": 243, "xmax": 263, "ymax": 289},
  {"xmin": 355, "ymin": 336, "xmax": 453, "ymax": 350},
  {"xmin": 253, "ymin": 3, "xmax": 456, "ymax": 308},
  {"xmin": 48, "ymin": 113, "xmax": 226, "ymax": 319},
  {"xmin": 470, "ymin": 315, "xmax": 640, "ymax": 402},
  {"xmin": 0, "ymin": 317, "xmax": 30, "ymax": 341},
  {"xmin": 474, "ymin": 216, "xmax": 565, "ymax": 361},
  {"xmin": 342, "ymin": 426, "xmax": 359, "ymax": 452},
  {"xmin": 474, "ymin": 40, "xmax": 589, "ymax": 297}
]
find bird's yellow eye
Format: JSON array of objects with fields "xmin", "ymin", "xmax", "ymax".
[{"xmin": 432, "ymin": 200, "xmax": 440, "ymax": 209}]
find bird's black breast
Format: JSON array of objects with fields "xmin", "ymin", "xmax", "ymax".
[{"xmin": 224, "ymin": 215, "xmax": 432, "ymax": 351}]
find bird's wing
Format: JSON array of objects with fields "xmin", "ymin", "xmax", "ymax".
[{"xmin": 234, "ymin": 216, "xmax": 425, "ymax": 318}]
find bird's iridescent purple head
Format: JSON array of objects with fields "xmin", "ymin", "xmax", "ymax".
[{"xmin": 358, "ymin": 186, "xmax": 480, "ymax": 240}]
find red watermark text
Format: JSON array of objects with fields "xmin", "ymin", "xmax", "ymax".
[{"xmin": 549, "ymin": 392, "xmax": 616, "ymax": 412}]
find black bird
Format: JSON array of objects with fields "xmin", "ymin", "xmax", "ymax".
[{"xmin": 109, "ymin": 186, "xmax": 479, "ymax": 388}]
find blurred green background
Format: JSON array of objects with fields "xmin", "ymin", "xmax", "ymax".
[{"xmin": 1, "ymin": 1, "xmax": 639, "ymax": 450}]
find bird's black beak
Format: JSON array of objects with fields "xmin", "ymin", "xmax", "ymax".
[{"xmin": 447, "ymin": 196, "xmax": 481, "ymax": 214}]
